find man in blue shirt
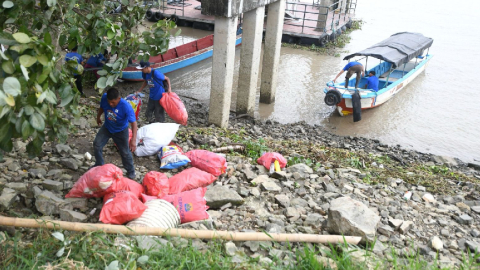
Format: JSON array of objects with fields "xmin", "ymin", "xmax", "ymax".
[
  {"xmin": 85, "ymin": 50, "xmax": 109, "ymax": 79},
  {"xmin": 333, "ymin": 61, "xmax": 365, "ymax": 89},
  {"xmin": 135, "ymin": 61, "xmax": 171, "ymax": 123},
  {"xmin": 364, "ymin": 71, "xmax": 379, "ymax": 92},
  {"xmin": 93, "ymin": 88, "xmax": 138, "ymax": 179},
  {"xmin": 65, "ymin": 46, "xmax": 86, "ymax": 96}
]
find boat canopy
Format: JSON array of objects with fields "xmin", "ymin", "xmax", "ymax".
[{"xmin": 343, "ymin": 32, "xmax": 433, "ymax": 68}]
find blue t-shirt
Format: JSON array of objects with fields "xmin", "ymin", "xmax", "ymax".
[
  {"xmin": 65, "ymin": 52, "xmax": 83, "ymax": 75},
  {"xmin": 100, "ymin": 93, "xmax": 136, "ymax": 133},
  {"xmin": 366, "ymin": 76, "xmax": 379, "ymax": 91},
  {"xmin": 86, "ymin": 54, "xmax": 106, "ymax": 67},
  {"xmin": 142, "ymin": 69, "xmax": 165, "ymax": 101},
  {"xmin": 343, "ymin": 61, "xmax": 362, "ymax": 71}
]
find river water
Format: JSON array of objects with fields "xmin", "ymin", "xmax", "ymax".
[{"xmin": 144, "ymin": 0, "xmax": 480, "ymax": 163}]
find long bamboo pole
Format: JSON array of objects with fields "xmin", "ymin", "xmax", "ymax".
[{"xmin": 0, "ymin": 216, "xmax": 362, "ymax": 245}]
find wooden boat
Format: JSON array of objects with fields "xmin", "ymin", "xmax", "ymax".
[
  {"xmin": 121, "ymin": 34, "xmax": 242, "ymax": 81},
  {"xmin": 324, "ymin": 32, "xmax": 434, "ymax": 118}
]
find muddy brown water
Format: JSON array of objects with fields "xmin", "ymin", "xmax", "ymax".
[{"xmin": 133, "ymin": 0, "xmax": 480, "ymax": 163}]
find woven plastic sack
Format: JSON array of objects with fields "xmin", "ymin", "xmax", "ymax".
[
  {"xmin": 160, "ymin": 92, "xmax": 188, "ymax": 126},
  {"xmin": 161, "ymin": 187, "xmax": 209, "ymax": 223},
  {"xmin": 116, "ymin": 177, "xmax": 144, "ymax": 198},
  {"xmin": 65, "ymin": 164, "xmax": 123, "ymax": 198},
  {"xmin": 134, "ymin": 123, "xmax": 180, "ymax": 157},
  {"xmin": 125, "ymin": 93, "xmax": 142, "ymax": 121},
  {"xmin": 257, "ymin": 152, "xmax": 287, "ymax": 170},
  {"xmin": 158, "ymin": 144, "xmax": 190, "ymax": 169},
  {"xmin": 99, "ymin": 191, "xmax": 147, "ymax": 225},
  {"xmin": 168, "ymin": 167, "xmax": 216, "ymax": 194},
  {"xmin": 142, "ymin": 171, "xmax": 169, "ymax": 197},
  {"xmin": 185, "ymin": 150, "xmax": 226, "ymax": 176}
]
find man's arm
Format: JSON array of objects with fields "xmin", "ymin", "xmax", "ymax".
[
  {"xmin": 129, "ymin": 121, "xmax": 138, "ymax": 152},
  {"xmin": 333, "ymin": 70, "xmax": 345, "ymax": 83},
  {"xmin": 165, "ymin": 76, "xmax": 171, "ymax": 93},
  {"xmin": 136, "ymin": 80, "xmax": 147, "ymax": 94},
  {"xmin": 96, "ymin": 107, "xmax": 104, "ymax": 126}
]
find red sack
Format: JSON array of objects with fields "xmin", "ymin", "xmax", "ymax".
[
  {"xmin": 99, "ymin": 191, "xmax": 147, "ymax": 225},
  {"xmin": 66, "ymin": 164, "xmax": 123, "ymax": 198},
  {"xmin": 160, "ymin": 92, "xmax": 188, "ymax": 126},
  {"xmin": 143, "ymin": 171, "xmax": 169, "ymax": 197},
  {"xmin": 161, "ymin": 187, "xmax": 209, "ymax": 223},
  {"xmin": 168, "ymin": 167, "xmax": 216, "ymax": 194},
  {"xmin": 257, "ymin": 152, "xmax": 287, "ymax": 170},
  {"xmin": 140, "ymin": 193, "xmax": 158, "ymax": 203},
  {"xmin": 185, "ymin": 150, "xmax": 226, "ymax": 176},
  {"xmin": 116, "ymin": 177, "xmax": 144, "ymax": 198}
]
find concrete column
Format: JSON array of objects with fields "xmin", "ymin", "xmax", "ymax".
[
  {"xmin": 340, "ymin": 0, "xmax": 347, "ymax": 14},
  {"xmin": 208, "ymin": 16, "xmax": 238, "ymax": 128},
  {"xmin": 260, "ymin": 0, "xmax": 286, "ymax": 104},
  {"xmin": 315, "ymin": 0, "xmax": 331, "ymax": 31},
  {"xmin": 236, "ymin": 6, "xmax": 265, "ymax": 116}
]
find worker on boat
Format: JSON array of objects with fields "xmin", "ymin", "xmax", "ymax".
[
  {"xmin": 65, "ymin": 46, "xmax": 87, "ymax": 97},
  {"xmin": 333, "ymin": 61, "xmax": 364, "ymax": 89},
  {"xmin": 364, "ymin": 71, "xmax": 379, "ymax": 92},
  {"xmin": 135, "ymin": 61, "xmax": 172, "ymax": 123},
  {"xmin": 85, "ymin": 49, "xmax": 110, "ymax": 79}
]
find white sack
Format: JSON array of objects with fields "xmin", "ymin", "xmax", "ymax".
[{"xmin": 134, "ymin": 123, "xmax": 180, "ymax": 157}]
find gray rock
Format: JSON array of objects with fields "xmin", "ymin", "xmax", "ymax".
[
  {"xmin": 266, "ymin": 223, "xmax": 284, "ymax": 233},
  {"xmin": 205, "ymin": 186, "xmax": 244, "ymax": 209},
  {"xmin": 315, "ymin": 256, "xmax": 338, "ymax": 270},
  {"xmin": 399, "ymin": 221, "xmax": 414, "ymax": 234},
  {"xmin": 285, "ymin": 207, "xmax": 300, "ymax": 218},
  {"xmin": 468, "ymin": 162, "xmax": 480, "ymax": 171},
  {"xmin": 270, "ymin": 171, "xmax": 287, "ymax": 180},
  {"xmin": 59, "ymin": 209, "xmax": 88, "ymax": 222},
  {"xmin": 456, "ymin": 202, "xmax": 470, "ymax": 212},
  {"xmin": 429, "ymin": 236, "xmax": 443, "ymax": 251},
  {"xmin": 275, "ymin": 194, "xmax": 290, "ymax": 208},
  {"xmin": 327, "ymin": 197, "xmax": 380, "ymax": 243},
  {"xmin": 5, "ymin": 182, "xmax": 28, "ymax": 193},
  {"xmin": 243, "ymin": 167, "xmax": 256, "ymax": 181},
  {"xmin": 456, "ymin": 214, "xmax": 473, "ymax": 225},
  {"xmin": 304, "ymin": 214, "xmax": 324, "ymax": 227},
  {"xmin": 8, "ymin": 163, "xmax": 21, "ymax": 172},
  {"xmin": 372, "ymin": 241, "xmax": 387, "ymax": 255},
  {"xmin": 471, "ymin": 229, "xmax": 480, "ymax": 238},
  {"xmin": 244, "ymin": 241, "xmax": 260, "ymax": 252},
  {"xmin": 13, "ymin": 141, "xmax": 27, "ymax": 153},
  {"xmin": 286, "ymin": 163, "xmax": 313, "ymax": 175},
  {"xmin": 35, "ymin": 190, "xmax": 70, "ymax": 215},
  {"xmin": 250, "ymin": 188, "xmax": 260, "ymax": 197},
  {"xmin": 378, "ymin": 225, "xmax": 394, "ymax": 237},
  {"xmin": 466, "ymin": 241, "xmax": 480, "ymax": 253},
  {"xmin": 65, "ymin": 198, "xmax": 88, "ymax": 210},
  {"xmin": 260, "ymin": 181, "xmax": 282, "ymax": 192},
  {"xmin": 55, "ymin": 144, "xmax": 72, "ymax": 156},
  {"xmin": 42, "ymin": 180, "xmax": 64, "ymax": 191},
  {"xmin": 135, "ymin": 236, "xmax": 170, "ymax": 250},
  {"xmin": 432, "ymin": 155, "xmax": 458, "ymax": 166},
  {"xmin": 291, "ymin": 198, "xmax": 308, "ymax": 207},
  {"xmin": 224, "ymin": 241, "xmax": 237, "ymax": 256},
  {"xmin": 388, "ymin": 217, "xmax": 403, "ymax": 229},
  {"xmin": 29, "ymin": 168, "xmax": 47, "ymax": 178},
  {"xmin": 0, "ymin": 188, "xmax": 18, "ymax": 210},
  {"xmin": 471, "ymin": 206, "xmax": 480, "ymax": 214},
  {"xmin": 60, "ymin": 158, "xmax": 79, "ymax": 170}
]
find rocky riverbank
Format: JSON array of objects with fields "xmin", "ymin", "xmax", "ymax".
[{"xmin": 1, "ymin": 91, "xmax": 480, "ymax": 268}]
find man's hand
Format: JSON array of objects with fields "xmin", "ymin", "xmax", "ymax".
[
  {"xmin": 97, "ymin": 117, "xmax": 102, "ymax": 126},
  {"xmin": 333, "ymin": 79, "xmax": 336, "ymax": 83},
  {"xmin": 129, "ymin": 139, "xmax": 136, "ymax": 152}
]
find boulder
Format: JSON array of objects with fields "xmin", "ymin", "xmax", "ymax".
[
  {"xmin": 59, "ymin": 209, "xmax": 88, "ymax": 222},
  {"xmin": 35, "ymin": 190, "xmax": 71, "ymax": 215},
  {"xmin": 0, "ymin": 188, "xmax": 18, "ymax": 210},
  {"xmin": 205, "ymin": 186, "xmax": 244, "ymax": 209},
  {"xmin": 55, "ymin": 144, "xmax": 72, "ymax": 156},
  {"xmin": 286, "ymin": 163, "xmax": 313, "ymax": 175},
  {"xmin": 327, "ymin": 197, "xmax": 380, "ymax": 243}
]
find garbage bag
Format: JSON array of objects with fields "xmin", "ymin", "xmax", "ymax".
[
  {"xmin": 160, "ymin": 92, "xmax": 188, "ymax": 126},
  {"xmin": 100, "ymin": 191, "xmax": 147, "ymax": 225},
  {"xmin": 158, "ymin": 143, "xmax": 190, "ymax": 169},
  {"xmin": 142, "ymin": 171, "xmax": 169, "ymax": 197},
  {"xmin": 116, "ymin": 177, "xmax": 144, "ymax": 198},
  {"xmin": 257, "ymin": 152, "xmax": 287, "ymax": 170},
  {"xmin": 125, "ymin": 93, "xmax": 142, "ymax": 121},
  {"xmin": 168, "ymin": 167, "xmax": 216, "ymax": 194},
  {"xmin": 185, "ymin": 150, "xmax": 226, "ymax": 176},
  {"xmin": 65, "ymin": 164, "xmax": 123, "ymax": 198},
  {"xmin": 134, "ymin": 123, "xmax": 180, "ymax": 157},
  {"xmin": 161, "ymin": 187, "xmax": 209, "ymax": 223}
]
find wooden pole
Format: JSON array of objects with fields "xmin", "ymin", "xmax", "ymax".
[{"xmin": 0, "ymin": 216, "xmax": 362, "ymax": 245}]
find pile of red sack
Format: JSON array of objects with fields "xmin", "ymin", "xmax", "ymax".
[{"xmin": 65, "ymin": 149, "xmax": 227, "ymax": 225}]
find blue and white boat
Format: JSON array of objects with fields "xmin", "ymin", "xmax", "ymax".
[
  {"xmin": 121, "ymin": 34, "xmax": 242, "ymax": 81},
  {"xmin": 324, "ymin": 32, "xmax": 434, "ymax": 118}
]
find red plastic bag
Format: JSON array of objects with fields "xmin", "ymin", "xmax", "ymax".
[
  {"xmin": 140, "ymin": 193, "xmax": 158, "ymax": 203},
  {"xmin": 116, "ymin": 177, "xmax": 144, "ymax": 198},
  {"xmin": 143, "ymin": 171, "xmax": 169, "ymax": 197},
  {"xmin": 161, "ymin": 187, "xmax": 209, "ymax": 223},
  {"xmin": 168, "ymin": 167, "xmax": 216, "ymax": 194},
  {"xmin": 185, "ymin": 150, "xmax": 226, "ymax": 176},
  {"xmin": 99, "ymin": 191, "xmax": 147, "ymax": 225},
  {"xmin": 257, "ymin": 152, "xmax": 287, "ymax": 170},
  {"xmin": 66, "ymin": 164, "xmax": 123, "ymax": 198},
  {"xmin": 160, "ymin": 92, "xmax": 188, "ymax": 126}
]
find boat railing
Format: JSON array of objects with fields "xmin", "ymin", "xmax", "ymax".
[
  {"xmin": 327, "ymin": 81, "xmax": 378, "ymax": 95},
  {"xmin": 284, "ymin": 0, "xmax": 357, "ymax": 34}
]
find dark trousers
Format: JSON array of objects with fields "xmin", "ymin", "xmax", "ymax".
[
  {"xmin": 93, "ymin": 125, "xmax": 135, "ymax": 176},
  {"xmin": 345, "ymin": 64, "xmax": 363, "ymax": 89},
  {"xmin": 74, "ymin": 75, "xmax": 83, "ymax": 95},
  {"xmin": 146, "ymin": 98, "xmax": 165, "ymax": 123}
]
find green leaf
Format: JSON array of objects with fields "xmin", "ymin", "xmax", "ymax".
[
  {"xmin": 56, "ymin": 247, "xmax": 65, "ymax": 257},
  {"xmin": 59, "ymin": 34, "xmax": 66, "ymax": 46},
  {"xmin": 0, "ymin": 50, "xmax": 8, "ymax": 60},
  {"xmin": 21, "ymin": 120, "xmax": 34, "ymax": 139},
  {"xmin": 105, "ymin": 260, "xmax": 119, "ymax": 270},
  {"xmin": 4, "ymin": 94, "xmax": 15, "ymax": 107},
  {"xmin": 0, "ymin": 106, "xmax": 10, "ymax": 118},
  {"xmin": 47, "ymin": 0, "xmax": 57, "ymax": 7},
  {"xmin": 175, "ymin": 28, "xmax": 182, "ymax": 37},
  {"xmin": 44, "ymin": 32, "xmax": 52, "ymax": 45},
  {"xmin": 0, "ymin": 32, "xmax": 17, "ymax": 46},
  {"xmin": 37, "ymin": 55, "xmax": 48, "ymax": 66},
  {"xmin": 45, "ymin": 90, "xmax": 57, "ymax": 104},
  {"xmin": 2, "ymin": 61, "xmax": 15, "ymax": 74},
  {"xmin": 97, "ymin": 70, "xmax": 108, "ymax": 76},
  {"xmin": 20, "ymin": 55, "xmax": 37, "ymax": 67},
  {"xmin": 12, "ymin": 33, "xmax": 31, "ymax": 44},
  {"xmin": 107, "ymin": 30, "xmax": 115, "ymax": 39},
  {"xmin": 121, "ymin": 0, "xmax": 128, "ymax": 5},
  {"xmin": 3, "ymin": 77, "xmax": 21, "ymax": 97},
  {"xmin": 25, "ymin": 106, "xmax": 34, "ymax": 116},
  {"xmin": 51, "ymin": 232, "xmax": 64, "ymax": 242},
  {"xmin": 30, "ymin": 113, "xmax": 45, "ymax": 131},
  {"xmin": 106, "ymin": 75, "xmax": 114, "ymax": 87},
  {"xmin": 59, "ymin": 94, "xmax": 73, "ymax": 107},
  {"xmin": 137, "ymin": 255, "xmax": 148, "ymax": 264},
  {"xmin": 20, "ymin": 65, "xmax": 29, "ymax": 81},
  {"xmin": 2, "ymin": 1, "xmax": 14, "ymax": 8},
  {"xmin": 86, "ymin": 14, "xmax": 93, "ymax": 20},
  {"xmin": 5, "ymin": 18, "xmax": 15, "ymax": 24},
  {"xmin": 96, "ymin": 77, "xmax": 107, "ymax": 89},
  {"xmin": 37, "ymin": 91, "xmax": 47, "ymax": 103}
]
